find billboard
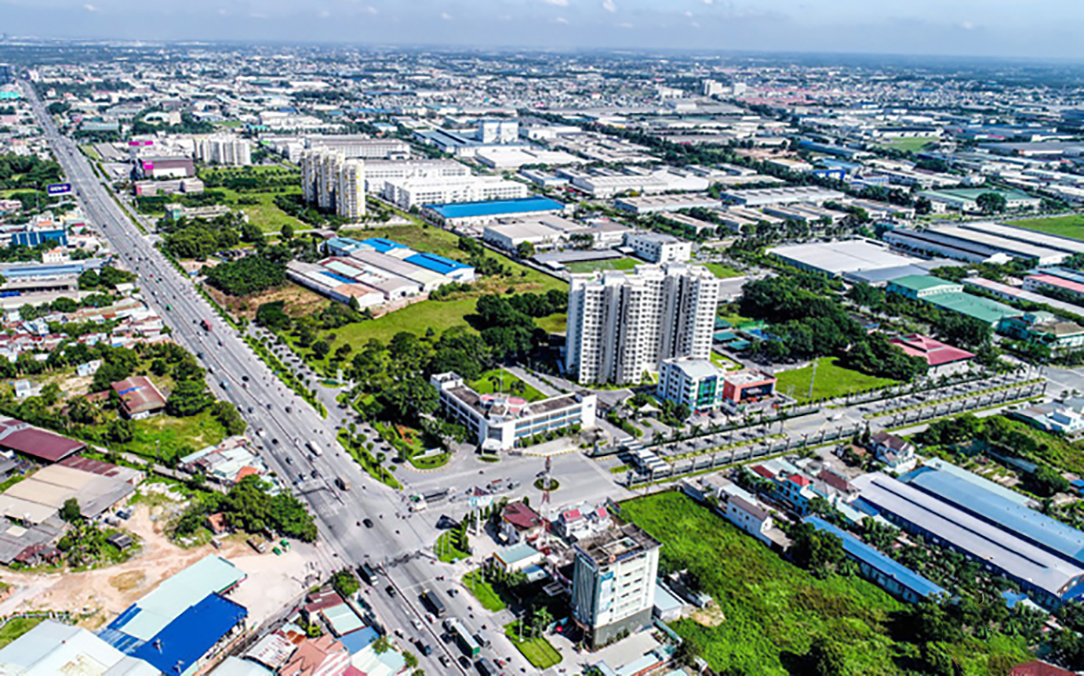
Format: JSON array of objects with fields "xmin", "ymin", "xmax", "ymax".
[{"xmin": 46, "ymin": 183, "xmax": 72, "ymax": 196}]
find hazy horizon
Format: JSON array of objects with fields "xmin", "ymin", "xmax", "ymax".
[{"xmin": 1, "ymin": 0, "xmax": 1083, "ymax": 61}]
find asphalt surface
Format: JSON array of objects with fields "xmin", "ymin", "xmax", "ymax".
[{"xmin": 21, "ymin": 82, "xmax": 540, "ymax": 675}]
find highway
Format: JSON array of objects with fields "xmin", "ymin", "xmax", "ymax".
[{"xmin": 20, "ymin": 81, "xmax": 534, "ymax": 675}]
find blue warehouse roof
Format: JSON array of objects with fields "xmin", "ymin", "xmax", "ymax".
[
  {"xmin": 905, "ymin": 468, "xmax": 1084, "ymax": 565},
  {"xmin": 424, "ymin": 196, "xmax": 565, "ymax": 220},
  {"xmin": 804, "ymin": 515, "xmax": 946, "ymax": 600},
  {"xmin": 405, "ymin": 252, "xmax": 471, "ymax": 276},
  {"xmin": 131, "ymin": 594, "xmax": 247, "ymax": 675},
  {"xmin": 360, "ymin": 237, "xmax": 408, "ymax": 254}
]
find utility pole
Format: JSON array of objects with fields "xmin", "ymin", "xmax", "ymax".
[{"xmin": 807, "ymin": 359, "xmax": 818, "ymax": 403}]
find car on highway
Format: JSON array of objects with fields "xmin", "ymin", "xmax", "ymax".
[
  {"xmin": 385, "ymin": 585, "xmax": 396, "ymax": 597},
  {"xmin": 438, "ymin": 656, "xmax": 451, "ymax": 668},
  {"xmin": 362, "ymin": 518, "xmax": 374, "ymax": 528},
  {"xmin": 419, "ymin": 644, "xmax": 433, "ymax": 657}
]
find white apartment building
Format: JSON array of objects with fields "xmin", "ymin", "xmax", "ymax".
[
  {"xmin": 194, "ymin": 135, "xmax": 252, "ymax": 166},
  {"xmin": 363, "ymin": 159, "xmax": 471, "ymax": 194},
  {"xmin": 478, "ymin": 119, "xmax": 519, "ymax": 144},
  {"xmin": 382, "ymin": 176, "xmax": 528, "ymax": 210},
  {"xmin": 565, "ymin": 264, "xmax": 720, "ymax": 385},
  {"xmin": 571, "ymin": 523, "xmax": 661, "ymax": 648},
  {"xmin": 623, "ymin": 232, "xmax": 692, "ymax": 263},
  {"xmin": 300, "ymin": 149, "xmax": 366, "ymax": 220}
]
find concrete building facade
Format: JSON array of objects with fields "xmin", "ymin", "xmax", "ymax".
[{"xmin": 300, "ymin": 149, "xmax": 366, "ymax": 220}]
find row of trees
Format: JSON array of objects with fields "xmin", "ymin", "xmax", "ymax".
[
  {"xmin": 0, "ymin": 153, "xmax": 62, "ymax": 191},
  {"xmin": 161, "ymin": 212, "xmax": 265, "ymax": 260},
  {"xmin": 173, "ymin": 475, "xmax": 317, "ymax": 542}
]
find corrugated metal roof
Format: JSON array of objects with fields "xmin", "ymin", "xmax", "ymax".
[
  {"xmin": 425, "ymin": 197, "xmax": 565, "ymax": 220},
  {"xmin": 131, "ymin": 593, "xmax": 247, "ymax": 675}
]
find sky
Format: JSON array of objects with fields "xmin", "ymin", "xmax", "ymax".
[{"xmin": 1, "ymin": 0, "xmax": 1082, "ymax": 60}]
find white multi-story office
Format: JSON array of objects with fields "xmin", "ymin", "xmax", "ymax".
[
  {"xmin": 571, "ymin": 523, "xmax": 660, "ymax": 648},
  {"xmin": 565, "ymin": 264, "xmax": 720, "ymax": 385},
  {"xmin": 623, "ymin": 232, "xmax": 692, "ymax": 263},
  {"xmin": 363, "ymin": 159, "xmax": 471, "ymax": 194},
  {"xmin": 300, "ymin": 149, "xmax": 366, "ymax": 220},
  {"xmin": 478, "ymin": 119, "xmax": 520, "ymax": 144},
  {"xmin": 304, "ymin": 135, "xmax": 410, "ymax": 159},
  {"xmin": 381, "ymin": 176, "xmax": 528, "ymax": 210},
  {"xmin": 194, "ymin": 135, "xmax": 252, "ymax": 166}
]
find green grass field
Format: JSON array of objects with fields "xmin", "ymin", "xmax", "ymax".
[
  {"xmin": 504, "ymin": 624, "xmax": 563, "ymax": 669},
  {"xmin": 535, "ymin": 313, "xmax": 568, "ymax": 334},
  {"xmin": 620, "ymin": 492, "xmax": 1029, "ymax": 675},
  {"xmin": 775, "ymin": 357, "xmax": 897, "ymax": 402},
  {"xmin": 463, "ymin": 570, "xmax": 507, "ymax": 611},
  {"xmin": 435, "ymin": 532, "xmax": 470, "ymax": 563},
  {"xmin": 880, "ymin": 137, "xmax": 935, "ymax": 153},
  {"xmin": 470, "ymin": 368, "xmax": 546, "ymax": 402},
  {"xmin": 704, "ymin": 262, "xmax": 743, "ymax": 279},
  {"xmin": 359, "ymin": 224, "xmax": 466, "ymax": 260},
  {"xmin": 115, "ymin": 409, "xmax": 228, "ymax": 463},
  {"xmin": 1007, "ymin": 213, "xmax": 1084, "ymax": 241},
  {"xmin": 0, "ymin": 617, "xmax": 44, "ymax": 649},
  {"xmin": 565, "ymin": 257, "xmax": 640, "ymax": 274},
  {"xmin": 215, "ymin": 188, "xmax": 306, "ymax": 234},
  {"xmin": 79, "ymin": 144, "xmax": 102, "ymax": 161}
]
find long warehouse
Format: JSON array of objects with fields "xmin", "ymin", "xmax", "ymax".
[{"xmin": 853, "ymin": 472, "xmax": 1084, "ymax": 607}]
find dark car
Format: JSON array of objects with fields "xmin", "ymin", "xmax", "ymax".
[
  {"xmin": 363, "ymin": 518, "xmax": 374, "ymax": 528},
  {"xmin": 418, "ymin": 643, "xmax": 433, "ymax": 656},
  {"xmin": 385, "ymin": 585, "xmax": 396, "ymax": 597}
]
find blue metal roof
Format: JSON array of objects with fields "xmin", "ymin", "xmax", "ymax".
[
  {"xmin": 405, "ymin": 252, "xmax": 470, "ymax": 276},
  {"xmin": 360, "ymin": 237, "xmax": 407, "ymax": 254},
  {"xmin": 340, "ymin": 626, "xmax": 380, "ymax": 655},
  {"xmin": 905, "ymin": 469, "xmax": 1084, "ymax": 565},
  {"xmin": 804, "ymin": 515, "xmax": 946, "ymax": 600},
  {"xmin": 424, "ymin": 197, "xmax": 565, "ymax": 220},
  {"xmin": 131, "ymin": 594, "xmax": 247, "ymax": 675}
]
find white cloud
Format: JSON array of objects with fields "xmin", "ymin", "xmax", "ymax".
[
  {"xmin": 541, "ymin": 0, "xmax": 570, "ymax": 6},
  {"xmin": 602, "ymin": 0, "xmax": 617, "ymax": 12},
  {"xmin": 700, "ymin": 0, "xmax": 713, "ymax": 4},
  {"xmin": 684, "ymin": 10, "xmax": 693, "ymax": 17},
  {"xmin": 83, "ymin": 3, "xmax": 99, "ymax": 11},
  {"xmin": 690, "ymin": 20, "xmax": 700, "ymax": 28},
  {"xmin": 363, "ymin": 5, "xmax": 378, "ymax": 15},
  {"xmin": 318, "ymin": 9, "xmax": 331, "ymax": 18},
  {"xmin": 440, "ymin": 11, "xmax": 452, "ymax": 20},
  {"xmin": 555, "ymin": 15, "xmax": 570, "ymax": 23},
  {"xmin": 617, "ymin": 21, "xmax": 633, "ymax": 28}
]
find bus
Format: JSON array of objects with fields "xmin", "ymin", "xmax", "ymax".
[{"xmin": 446, "ymin": 618, "xmax": 480, "ymax": 658}]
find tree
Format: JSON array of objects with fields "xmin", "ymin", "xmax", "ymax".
[
  {"xmin": 212, "ymin": 401, "xmax": 247, "ymax": 436},
  {"xmin": 516, "ymin": 241, "xmax": 536, "ymax": 259},
  {"xmin": 372, "ymin": 636, "xmax": 391, "ymax": 654},
  {"xmin": 281, "ymin": 223, "xmax": 295, "ymax": 240},
  {"xmin": 166, "ymin": 379, "xmax": 214, "ymax": 417},
  {"xmin": 976, "ymin": 191, "xmax": 1008, "ymax": 214},
  {"xmin": 311, "ymin": 340, "xmax": 330, "ymax": 360},
  {"xmin": 403, "ymin": 652, "xmax": 419, "ymax": 669},
  {"xmin": 789, "ymin": 522, "xmax": 845, "ymax": 577},
  {"xmin": 1031, "ymin": 465, "xmax": 1070, "ymax": 498},
  {"xmin": 330, "ymin": 569, "xmax": 360, "ymax": 597},
  {"xmin": 60, "ymin": 497, "xmax": 81, "ymax": 522}
]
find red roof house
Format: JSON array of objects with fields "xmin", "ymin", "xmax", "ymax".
[{"xmin": 888, "ymin": 334, "xmax": 975, "ymax": 368}]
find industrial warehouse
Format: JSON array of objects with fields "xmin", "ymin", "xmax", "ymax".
[{"xmin": 286, "ymin": 236, "xmax": 475, "ymax": 309}]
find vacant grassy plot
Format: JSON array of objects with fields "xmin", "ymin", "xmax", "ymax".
[
  {"xmin": 565, "ymin": 257, "xmax": 640, "ymax": 274},
  {"xmin": 536, "ymin": 313, "xmax": 568, "ymax": 334},
  {"xmin": 620, "ymin": 492, "xmax": 1029, "ymax": 675},
  {"xmin": 880, "ymin": 137, "xmax": 934, "ymax": 153},
  {"xmin": 775, "ymin": 357, "xmax": 897, "ymax": 402},
  {"xmin": 217, "ymin": 188, "xmax": 306, "ymax": 234},
  {"xmin": 470, "ymin": 369, "xmax": 546, "ymax": 402},
  {"xmin": 1007, "ymin": 213, "xmax": 1084, "ymax": 241},
  {"xmin": 79, "ymin": 144, "xmax": 102, "ymax": 161},
  {"xmin": 463, "ymin": 570, "xmax": 507, "ymax": 611},
  {"xmin": 115, "ymin": 409, "xmax": 228, "ymax": 463},
  {"xmin": 360, "ymin": 223, "xmax": 465, "ymax": 260},
  {"xmin": 504, "ymin": 624, "xmax": 563, "ymax": 670},
  {"xmin": 435, "ymin": 531, "xmax": 469, "ymax": 563},
  {"xmin": 0, "ymin": 617, "xmax": 44, "ymax": 649},
  {"xmin": 704, "ymin": 262, "xmax": 744, "ymax": 279}
]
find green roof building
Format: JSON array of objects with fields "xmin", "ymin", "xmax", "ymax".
[
  {"xmin": 886, "ymin": 275, "xmax": 964, "ymax": 299},
  {"xmin": 886, "ymin": 274, "xmax": 1022, "ymax": 326}
]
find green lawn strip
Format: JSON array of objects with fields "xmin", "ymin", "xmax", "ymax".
[
  {"xmin": 704, "ymin": 262, "xmax": 743, "ymax": 279},
  {"xmin": 463, "ymin": 570, "xmax": 507, "ymax": 611},
  {"xmin": 337, "ymin": 430, "xmax": 401, "ymax": 489},
  {"xmin": 565, "ymin": 257, "xmax": 640, "ymax": 274},
  {"xmin": 1006, "ymin": 213, "xmax": 1084, "ymax": 241},
  {"xmin": 709, "ymin": 351, "xmax": 741, "ymax": 370},
  {"xmin": 113, "ymin": 409, "xmax": 227, "ymax": 463},
  {"xmin": 504, "ymin": 623, "xmax": 562, "ymax": 670},
  {"xmin": 0, "ymin": 474, "xmax": 26, "ymax": 492},
  {"xmin": 469, "ymin": 368, "xmax": 547, "ymax": 402},
  {"xmin": 79, "ymin": 144, "xmax": 102, "ymax": 161},
  {"xmin": 619, "ymin": 492, "xmax": 1029, "ymax": 674},
  {"xmin": 0, "ymin": 617, "xmax": 45, "ymax": 649},
  {"xmin": 775, "ymin": 357, "xmax": 897, "ymax": 403},
  {"xmin": 435, "ymin": 531, "xmax": 469, "ymax": 563},
  {"xmin": 408, "ymin": 453, "xmax": 450, "ymax": 470}
]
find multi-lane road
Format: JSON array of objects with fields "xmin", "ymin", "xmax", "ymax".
[{"xmin": 20, "ymin": 81, "xmax": 536, "ymax": 675}]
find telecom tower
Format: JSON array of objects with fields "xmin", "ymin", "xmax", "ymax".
[{"xmin": 539, "ymin": 456, "xmax": 554, "ymax": 553}]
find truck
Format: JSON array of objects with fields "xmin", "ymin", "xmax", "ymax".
[
  {"xmin": 420, "ymin": 589, "xmax": 446, "ymax": 618},
  {"xmin": 357, "ymin": 562, "xmax": 377, "ymax": 585},
  {"xmin": 447, "ymin": 618, "xmax": 480, "ymax": 658},
  {"xmin": 200, "ymin": 318, "xmax": 212, "ymax": 331},
  {"xmin": 306, "ymin": 441, "xmax": 323, "ymax": 457},
  {"xmin": 335, "ymin": 476, "xmax": 350, "ymax": 491}
]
